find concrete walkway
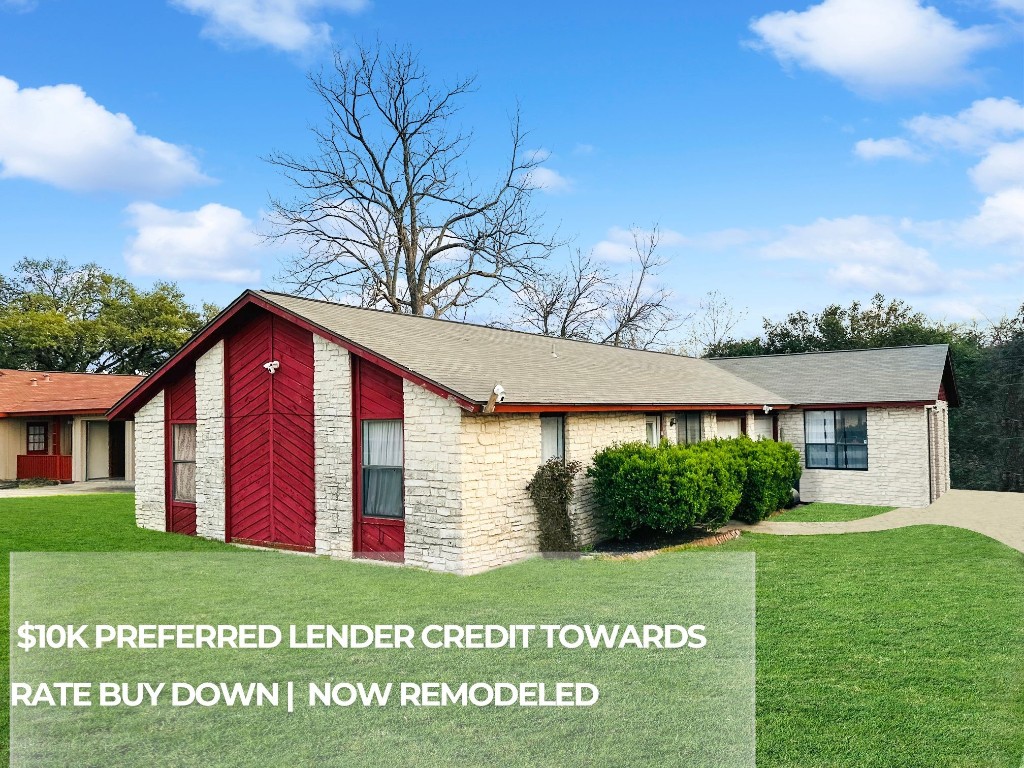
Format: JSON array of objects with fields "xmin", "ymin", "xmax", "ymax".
[
  {"xmin": 0, "ymin": 480, "xmax": 134, "ymax": 498},
  {"xmin": 727, "ymin": 490, "xmax": 1024, "ymax": 554}
]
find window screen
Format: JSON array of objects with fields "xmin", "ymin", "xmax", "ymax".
[
  {"xmin": 540, "ymin": 415, "xmax": 565, "ymax": 461},
  {"xmin": 645, "ymin": 415, "xmax": 661, "ymax": 447},
  {"xmin": 362, "ymin": 419, "xmax": 404, "ymax": 519},
  {"xmin": 804, "ymin": 410, "xmax": 868, "ymax": 470},
  {"xmin": 172, "ymin": 423, "xmax": 197, "ymax": 502},
  {"xmin": 26, "ymin": 423, "xmax": 47, "ymax": 454}
]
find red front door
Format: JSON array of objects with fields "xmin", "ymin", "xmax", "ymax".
[
  {"xmin": 353, "ymin": 357, "xmax": 405, "ymax": 560},
  {"xmin": 226, "ymin": 311, "xmax": 316, "ymax": 551}
]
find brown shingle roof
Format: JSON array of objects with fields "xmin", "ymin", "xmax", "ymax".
[{"xmin": 0, "ymin": 369, "xmax": 144, "ymax": 416}]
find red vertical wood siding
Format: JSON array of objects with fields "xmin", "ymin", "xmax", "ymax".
[
  {"xmin": 165, "ymin": 369, "xmax": 197, "ymax": 536},
  {"xmin": 352, "ymin": 356, "xmax": 405, "ymax": 560},
  {"xmin": 225, "ymin": 311, "xmax": 316, "ymax": 552}
]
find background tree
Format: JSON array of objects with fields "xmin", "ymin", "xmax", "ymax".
[
  {"xmin": 502, "ymin": 226, "xmax": 683, "ymax": 350},
  {"xmin": 684, "ymin": 291, "xmax": 748, "ymax": 357},
  {"xmin": 0, "ymin": 257, "xmax": 213, "ymax": 374},
  {"xmin": 267, "ymin": 41, "xmax": 554, "ymax": 317},
  {"xmin": 704, "ymin": 293, "xmax": 1023, "ymax": 493}
]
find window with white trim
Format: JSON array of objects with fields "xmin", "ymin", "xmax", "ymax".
[
  {"xmin": 804, "ymin": 409, "xmax": 868, "ymax": 470},
  {"xmin": 540, "ymin": 415, "xmax": 565, "ymax": 461},
  {"xmin": 645, "ymin": 414, "xmax": 662, "ymax": 447},
  {"xmin": 362, "ymin": 419, "xmax": 404, "ymax": 518}
]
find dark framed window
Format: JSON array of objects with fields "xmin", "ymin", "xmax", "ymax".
[
  {"xmin": 362, "ymin": 419, "xmax": 404, "ymax": 519},
  {"xmin": 677, "ymin": 412, "xmax": 702, "ymax": 445},
  {"xmin": 804, "ymin": 409, "xmax": 868, "ymax": 470},
  {"xmin": 172, "ymin": 423, "xmax": 197, "ymax": 503},
  {"xmin": 540, "ymin": 415, "xmax": 565, "ymax": 461},
  {"xmin": 26, "ymin": 422, "xmax": 48, "ymax": 454}
]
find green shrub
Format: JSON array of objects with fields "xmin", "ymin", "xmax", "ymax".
[
  {"xmin": 725, "ymin": 438, "xmax": 802, "ymax": 523},
  {"xmin": 528, "ymin": 458, "xmax": 584, "ymax": 551},
  {"xmin": 587, "ymin": 437, "xmax": 802, "ymax": 539}
]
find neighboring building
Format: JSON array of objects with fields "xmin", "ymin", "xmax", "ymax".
[
  {"xmin": 0, "ymin": 370, "xmax": 143, "ymax": 483},
  {"xmin": 109, "ymin": 290, "xmax": 958, "ymax": 574}
]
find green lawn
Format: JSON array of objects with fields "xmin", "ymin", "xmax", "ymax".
[
  {"xmin": 2, "ymin": 494, "xmax": 1023, "ymax": 767},
  {"xmin": 770, "ymin": 502, "xmax": 896, "ymax": 522}
]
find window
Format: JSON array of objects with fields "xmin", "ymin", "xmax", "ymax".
[
  {"xmin": 362, "ymin": 419, "xmax": 404, "ymax": 519},
  {"xmin": 804, "ymin": 410, "xmax": 868, "ymax": 470},
  {"xmin": 172, "ymin": 424, "xmax": 197, "ymax": 502},
  {"xmin": 677, "ymin": 412, "xmax": 702, "ymax": 445},
  {"xmin": 645, "ymin": 415, "xmax": 662, "ymax": 447},
  {"xmin": 26, "ymin": 422, "xmax": 48, "ymax": 454},
  {"xmin": 540, "ymin": 415, "xmax": 565, "ymax": 461}
]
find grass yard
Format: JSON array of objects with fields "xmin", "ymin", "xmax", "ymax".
[
  {"xmin": 770, "ymin": 502, "xmax": 896, "ymax": 522},
  {"xmin": 2, "ymin": 494, "xmax": 1023, "ymax": 767}
]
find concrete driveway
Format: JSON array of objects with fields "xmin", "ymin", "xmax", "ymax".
[
  {"xmin": 730, "ymin": 490, "xmax": 1024, "ymax": 554},
  {"xmin": 0, "ymin": 480, "xmax": 134, "ymax": 498}
]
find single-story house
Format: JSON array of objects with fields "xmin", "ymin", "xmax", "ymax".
[
  {"xmin": 0, "ymin": 369, "xmax": 143, "ymax": 483},
  {"xmin": 108, "ymin": 290, "xmax": 958, "ymax": 574}
]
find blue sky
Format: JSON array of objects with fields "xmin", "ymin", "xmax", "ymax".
[{"xmin": 0, "ymin": 0, "xmax": 1021, "ymax": 340}]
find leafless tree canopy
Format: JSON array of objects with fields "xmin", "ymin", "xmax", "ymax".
[
  {"xmin": 504, "ymin": 226, "xmax": 683, "ymax": 350},
  {"xmin": 684, "ymin": 290, "xmax": 747, "ymax": 356},
  {"xmin": 267, "ymin": 42, "xmax": 554, "ymax": 316}
]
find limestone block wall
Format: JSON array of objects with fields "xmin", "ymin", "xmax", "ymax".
[
  {"xmin": 701, "ymin": 411, "xmax": 718, "ymax": 440},
  {"xmin": 134, "ymin": 391, "xmax": 165, "ymax": 531},
  {"xmin": 459, "ymin": 412, "xmax": 543, "ymax": 573},
  {"xmin": 403, "ymin": 382, "xmax": 464, "ymax": 572},
  {"xmin": 195, "ymin": 341, "xmax": 226, "ymax": 540},
  {"xmin": 565, "ymin": 412, "xmax": 646, "ymax": 547},
  {"xmin": 313, "ymin": 336, "xmax": 353, "ymax": 558},
  {"xmin": 778, "ymin": 406, "xmax": 931, "ymax": 508}
]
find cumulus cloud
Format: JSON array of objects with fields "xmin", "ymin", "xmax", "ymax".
[
  {"xmin": 854, "ymin": 137, "xmax": 923, "ymax": 160},
  {"xmin": 759, "ymin": 215, "xmax": 946, "ymax": 294},
  {"xmin": 749, "ymin": 0, "xmax": 996, "ymax": 94},
  {"xmin": 124, "ymin": 202, "xmax": 263, "ymax": 283},
  {"xmin": 969, "ymin": 139, "xmax": 1024, "ymax": 193},
  {"xmin": 991, "ymin": 0, "xmax": 1024, "ymax": 13},
  {"xmin": 906, "ymin": 97, "xmax": 1024, "ymax": 151},
  {"xmin": 170, "ymin": 0, "xmax": 367, "ymax": 52},
  {"xmin": 0, "ymin": 76, "xmax": 209, "ymax": 194},
  {"xmin": 957, "ymin": 187, "xmax": 1024, "ymax": 248},
  {"xmin": 522, "ymin": 166, "xmax": 573, "ymax": 194}
]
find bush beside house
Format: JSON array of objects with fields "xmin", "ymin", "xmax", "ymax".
[{"xmin": 588, "ymin": 437, "xmax": 801, "ymax": 540}]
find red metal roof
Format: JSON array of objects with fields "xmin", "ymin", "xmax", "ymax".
[{"xmin": 0, "ymin": 369, "xmax": 144, "ymax": 417}]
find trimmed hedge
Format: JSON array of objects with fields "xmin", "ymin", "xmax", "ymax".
[{"xmin": 588, "ymin": 437, "xmax": 801, "ymax": 539}]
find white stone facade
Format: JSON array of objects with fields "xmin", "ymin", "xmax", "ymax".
[
  {"xmin": 313, "ymin": 336, "xmax": 353, "ymax": 557},
  {"xmin": 565, "ymin": 412, "xmax": 647, "ymax": 547},
  {"xmin": 778, "ymin": 406, "xmax": 932, "ymax": 508},
  {"xmin": 459, "ymin": 412, "xmax": 543, "ymax": 573},
  {"xmin": 402, "ymin": 382, "xmax": 465, "ymax": 572},
  {"xmin": 134, "ymin": 391, "xmax": 165, "ymax": 531},
  {"xmin": 195, "ymin": 342, "xmax": 226, "ymax": 540}
]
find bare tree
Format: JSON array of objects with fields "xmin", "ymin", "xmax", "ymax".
[
  {"xmin": 685, "ymin": 290, "xmax": 747, "ymax": 356},
  {"xmin": 504, "ymin": 226, "xmax": 683, "ymax": 350},
  {"xmin": 266, "ymin": 41, "xmax": 555, "ymax": 316}
]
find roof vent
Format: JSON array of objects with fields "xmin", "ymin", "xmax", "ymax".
[
  {"xmin": 43, "ymin": 373, "xmax": 51, "ymax": 382},
  {"xmin": 30, "ymin": 377, "xmax": 38, "ymax": 386}
]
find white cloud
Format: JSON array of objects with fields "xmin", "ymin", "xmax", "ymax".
[
  {"xmin": 170, "ymin": 0, "xmax": 367, "ymax": 52},
  {"xmin": 522, "ymin": 166, "xmax": 573, "ymax": 194},
  {"xmin": 524, "ymin": 148, "xmax": 551, "ymax": 163},
  {"xmin": 0, "ymin": 77, "xmax": 209, "ymax": 194},
  {"xmin": 854, "ymin": 137, "xmax": 923, "ymax": 160},
  {"xmin": 906, "ymin": 97, "xmax": 1024, "ymax": 151},
  {"xmin": 591, "ymin": 226, "xmax": 688, "ymax": 262},
  {"xmin": 760, "ymin": 215, "xmax": 946, "ymax": 294},
  {"xmin": 969, "ymin": 140, "xmax": 1024, "ymax": 193},
  {"xmin": 749, "ymin": 0, "xmax": 996, "ymax": 94},
  {"xmin": 572, "ymin": 143, "xmax": 595, "ymax": 155},
  {"xmin": 124, "ymin": 202, "xmax": 263, "ymax": 283},
  {"xmin": 991, "ymin": 0, "xmax": 1024, "ymax": 13},
  {"xmin": 958, "ymin": 187, "xmax": 1024, "ymax": 248}
]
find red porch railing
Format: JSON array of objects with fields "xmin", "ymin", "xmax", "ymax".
[{"xmin": 17, "ymin": 454, "xmax": 72, "ymax": 482}]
